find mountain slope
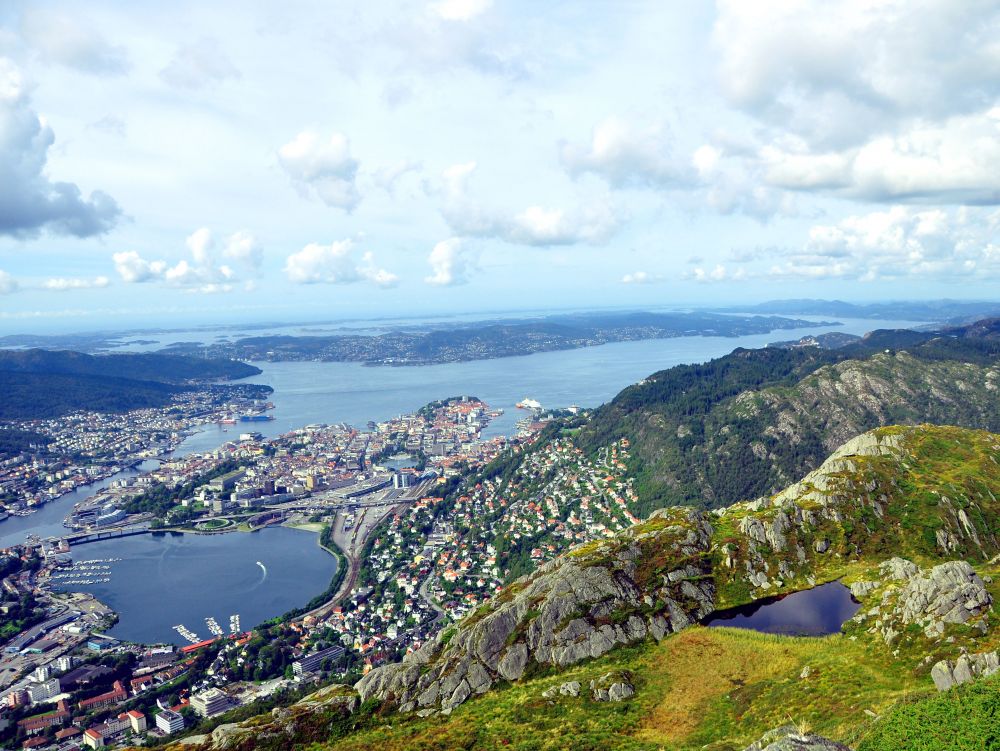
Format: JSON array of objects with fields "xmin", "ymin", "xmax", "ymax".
[
  {"xmin": 181, "ymin": 424, "xmax": 1000, "ymax": 751},
  {"xmin": 580, "ymin": 340, "xmax": 1000, "ymax": 514}
]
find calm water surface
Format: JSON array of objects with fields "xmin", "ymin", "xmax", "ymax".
[
  {"xmin": 176, "ymin": 316, "xmax": 923, "ymax": 454},
  {"xmin": 705, "ymin": 581, "xmax": 861, "ymax": 636},
  {"xmin": 50, "ymin": 527, "xmax": 337, "ymax": 645}
]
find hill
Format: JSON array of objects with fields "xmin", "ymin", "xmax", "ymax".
[
  {"xmin": 0, "ymin": 348, "xmax": 260, "ymax": 383},
  {"xmin": 172, "ymin": 425, "xmax": 1000, "ymax": 751},
  {"xmin": 0, "ymin": 349, "xmax": 263, "ymax": 421}
]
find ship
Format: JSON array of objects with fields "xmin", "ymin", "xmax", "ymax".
[
  {"xmin": 240, "ymin": 414, "xmax": 274, "ymax": 423},
  {"xmin": 516, "ymin": 398, "xmax": 542, "ymax": 411}
]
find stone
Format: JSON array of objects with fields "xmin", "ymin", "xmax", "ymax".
[
  {"xmin": 558, "ymin": 681, "xmax": 581, "ymax": 697},
  {"xmin": 931, "ymin": 651, "xmax": 1000, "ymax": 691},
  {"xmin": 743, "ymin": 725, "xmax": 852, "ymax": 751}
]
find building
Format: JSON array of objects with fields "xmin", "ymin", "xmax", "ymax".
[
  {"xmin": 126, "ymin": 710, "xmax": 147, "ymax": 733},
  {"xmin": 155, "ymin": 709, "xmax": 185, "ymax": 735},
  {"xmin": 208, "ymin": 469, "xmax": 245, "ymax": 492},
  {"xmin": 26, "ymin": 678, "xmax": 61, "ymax": 704},
  {"xmin": 392, "ymin": 472, "xmax": 411, "ymax": 489},
  {"xmin": 82, "ymin": 728, "xmax": 104, "ymax": 749},
  {"xmin": 292, "ymin": 645, "xmax": 346, "ymax": 676},
  {"xmin": 17, "ymin": 701, "xmax": 69, "ymax": 735},
  {"xmin": 189, "ymin": 687, "xmax": 231, "ymax": 718},
  {"xmin": 78, "ymin": 680, "xmax": 127, "ymax": 712}
]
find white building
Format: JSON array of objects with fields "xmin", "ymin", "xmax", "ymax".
[{"xmin": 155, "ymin": 709, "xmax": 185, "ymax": 735}]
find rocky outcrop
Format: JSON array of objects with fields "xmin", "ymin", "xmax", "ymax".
[
  {"xmin": 849, "ymin": 558, "xmax": 992, "ymax": 644},
  {"xmin": 931, "ymin": 651, "xmax": 1000, "ymax": 691},
  {"xmin": 193, "ymin": 685, "xmax": 359, "ymax": 751},
  {"xmin": 589, "ymin": 670, "xmax": 634, "ymax": 701},
  {"xmin": 744, "ymin": 726, "xmax": 852, "ymax": 751},
  {"xmin": 356, "ymin": 507, "xmax": 715, "ymax": 713}
]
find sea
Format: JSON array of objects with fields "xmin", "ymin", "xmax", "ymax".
[{"xmin": 7, "ymin": 315, "xmax": 925, "ymax": 643}]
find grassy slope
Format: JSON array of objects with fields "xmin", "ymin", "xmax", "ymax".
[{"xmin": 317, "ymin": 626, "xmax": 927, "ymax": 751}]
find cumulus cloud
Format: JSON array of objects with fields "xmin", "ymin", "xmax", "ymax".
[
  {"xmin": 0, "ymin": 270, "xmax": 18, "ymax": 294},
  {"xmin": 0, "ymin": 58, "xmax": 121, "ymax": 238},
  {"xmin": 425, "ymin": 238, "xmax": 473, "ymax": 286},
  {"xmin": 723, "ymin": 206, "xmax": 1000, "ymax": 282},
  {"xmin": 278, "ymin": 130, "xmax": 361, "ymax": 211},
  {"xmin": 440, "ymin": 162, "xmax": 620, "ymax": 246},
  {"xmin": 113, "ymin": 228, "xmax": 261, "ymax": 292},
  {"xmin": 686, "ymin": 264, "xmax": 746, "ymax": 283},
  {"xmin": 43, "ymin": 276, "xmax": 110, "ymax": 291},
  {"xmin": 284, "ymin": 240, "xmax": 397, "ymax": 287},
  {"xmin": 20, "ymin": 9, "xmax": 130, "ymax": 75},
  {"xmin": 711, "ymin": 0, "xmax": 1000, "ymax": 206},
  {"xmin": 621, "ymin": 271, "xmax": 662, "ymax": 284},
  {"xmin": 560, "ymin": 117, "xmax": 692, "ymax": 188},
  {"xmin": 160, "ymin": 37, "xmax": 240, "ymax": 89}
]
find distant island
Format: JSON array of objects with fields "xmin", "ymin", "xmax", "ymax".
[{"xmin": 157, "ymin": 311, "xmax": 837, "ymax": 365}]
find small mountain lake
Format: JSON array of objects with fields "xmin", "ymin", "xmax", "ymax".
[{"xmin": 705, "ymin": 580, "xmax": 861, "ymax": 636}]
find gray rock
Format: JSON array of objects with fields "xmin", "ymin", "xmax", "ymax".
[
  {"xmin": 744, "ymin": 725, "xmax": 852, "ymax": 751},
  {"xmin": 931, "ymin": 651, "xmax": 1000, "ymax": 691}
]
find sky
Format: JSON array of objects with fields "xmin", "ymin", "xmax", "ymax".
[{"xmin": 1, "ymin": 0, "xmax": 1000, "ymax": 332}]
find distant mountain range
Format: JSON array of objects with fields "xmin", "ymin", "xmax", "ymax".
[{"xmin": 719, "ymin": 298, "xmax": 1000, "ymax": 324}]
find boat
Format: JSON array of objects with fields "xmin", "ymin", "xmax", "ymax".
[{"xmin": 516, "ymin": 398, "xmax": 542, "ymax": 411}]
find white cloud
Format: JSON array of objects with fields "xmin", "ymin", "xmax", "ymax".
[
  {"xmin": 560, "ymin": 117, "xmax": 692, "ymax": 188},
  {"xmin": 112, "ymin": 251, "xmax": 167, "ymax": 283},
  {"xmin": 113, "ymin": 228, "xmax": 259, "ymax": 291},
  {"xmin": 278, "ymin": 130, "xmax": 361, "ymax": 211},
  {"xmin": 43, "ymin": 276, "xmax": 110, "ymax": 291},
  {"xmin": 686, "ymin": 264, "xmax": 745, "ymax": 283},
  {"xmin": 441, "ymin": 162, "xmax": 620, "ymax": 246},
  {"xmin": 425, "ymin": 237, "xmax": 472, "ymax": 286},
  {"xmin": 430, "ymin": 0, "xmax": 493, "ymax": 22},
  {"xmin": 284, "ymin": 240, "xmax": 397, "ymax": 286},
  {"xmin": 446, "ymin": 200, "xmax": 620, "ymax": 246},
  {"xmin": 20, "ymin": 9, "xmax": 129, "ymax": 75},
  {"xmin": 711, "ymin": 0, "xmax": 1000, "ymax": 206},
  {"xmin": 0, "ymin": 270, "xmax": 18, "ymax": 294},
  {"xmin": 0, "ymin": 58, "xmax": 121, "ymax": 238},
  {"xmin": 222, "ymin": 230, "xmax": 264, "ymax": 270},
  {"xmin": 724, "ymin": 206, "xmax": 1000, "ymax": 281},
  {"xmin": 160, "ymin": 37, "xmax": 240, "ymax": 89},
  {"xmin": 761, "ymin": 110, "xmax": 1000, "ymax": 204},
  {"xmin": 621, "ymin": 271, "xmax": 661, "ymax": 284}
]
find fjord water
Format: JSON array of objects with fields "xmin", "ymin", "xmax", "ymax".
[
  {"xmin": 49, "ymin": 527, "xmax": 337, "ymax": 644},
  {"xmin": 705, "ymin": 581, "xmax": 861, "ymax": 636},
  {"xmin": 15, "ymin": 316, "xmax": 917, "ymax": 643},
  {"xmin": 176, "ymin": 316, "xmax": 923, "ymax": 454}
]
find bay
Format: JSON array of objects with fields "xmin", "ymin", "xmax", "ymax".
[{"xmin": 49, "ymin": 527, "xmax": 337, "ymax": 645}]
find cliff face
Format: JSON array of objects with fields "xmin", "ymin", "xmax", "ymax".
[{"xmin": 356, "ymin": 506, "xmax": 715, "ymax": 713}]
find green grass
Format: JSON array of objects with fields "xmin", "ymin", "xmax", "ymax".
[
  {"xmin": 312, "ymin": 626, "xmax": 923, "ymax": 751},
  {"xmin": 856, "ymin": 674, "xmax": 1000, "ymax": 751}
]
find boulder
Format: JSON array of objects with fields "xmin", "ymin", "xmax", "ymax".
[
  {"xmin": 744, "ymin": 726, "xmax": 853, "ymax": 751},
  {"xmin": 931, "ymin": 651, "xmax": 1000, "ymax": 691}
]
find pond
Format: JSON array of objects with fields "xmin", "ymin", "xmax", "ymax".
[{"xmin": 704, "ymin": 580, "xmax": 861, "ymax": 636}]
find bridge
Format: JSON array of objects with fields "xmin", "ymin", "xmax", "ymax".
[{"xmin": 63, "ymin": 525, "xmax": 152, "ymax": 546}]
